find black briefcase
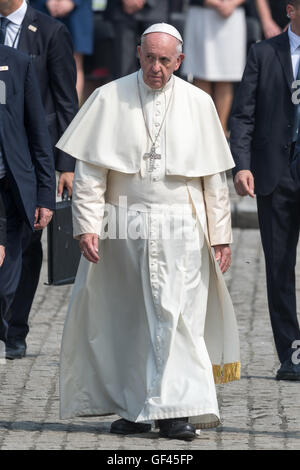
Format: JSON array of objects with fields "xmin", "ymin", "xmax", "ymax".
[{"xmin": 47, "ymin": 192, "xmax": 81, "ymax": 286}]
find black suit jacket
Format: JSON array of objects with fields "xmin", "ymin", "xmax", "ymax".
[
  {"xmin": 0, "ymin": 45, "xmax": 56, "ymax": 228},
  {"xmin": 106, "ymin": 0, "xmax": 169, "ymax": 23},
  {"xmin": 230, "ymin": 32, "xmax": 295, "ymax": 196},
  {"xmin": 290, "ymin": 122, "xmax": 300, "ymax": 185},
  {"xmin": 0, "ymin": 192, "xmax": 6, "ymax": 246},
  {"xmin": 17, "ymin": 5, "xmax": 78, "ymax": 172}
]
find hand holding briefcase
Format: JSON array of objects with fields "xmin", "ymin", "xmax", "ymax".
[{"xmin": 47, "ymin": 190, "xmax": 81, "ymax": 286}]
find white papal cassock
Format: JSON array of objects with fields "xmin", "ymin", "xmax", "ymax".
[{"xmin": 57, "ymin": 70, "xmax": 240, "ymax": 429}]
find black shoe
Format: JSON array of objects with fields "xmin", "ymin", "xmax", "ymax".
[
  {"xmin": 5, "ymin": 340, "xmax": 27, "ymax": 360},
  {"xmin": 110, "ymin": 418, "xmax": 151, "ymax": 435},
  {"xmin": 158, "ymin": 418, "xmax": 196, "ymax": 441},
  {"xmin": 276, "ymin": 358, "xmax": 300, "ymax": 381}
]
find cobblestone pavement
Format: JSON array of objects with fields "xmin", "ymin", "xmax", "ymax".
[{"xmin": 0, "ymin": 228, "xmax": 300, "ymax": 451}]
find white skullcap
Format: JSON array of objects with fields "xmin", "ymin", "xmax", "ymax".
[{"xmin": 142, "ymin": 23, "xmax": 183, "ymax": 44}]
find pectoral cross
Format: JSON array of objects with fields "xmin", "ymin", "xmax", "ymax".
[{"xmin": 143, "ymin": 146, "xmax": 161, "ymax": 172}]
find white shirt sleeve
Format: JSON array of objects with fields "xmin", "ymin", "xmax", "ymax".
[
  {"xmin": 72, "ymin": 160, "xmax": 108, "ymax": 239},
  {"xmin": 201, "ymin": 171, "xmax": 233, "ymax": 246}
]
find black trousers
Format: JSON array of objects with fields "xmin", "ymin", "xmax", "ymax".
[
  {"xmin": 0, "ymin": 184, "xmax": 23, "ymax": 344},
  {"xmin": 6, "ymin": 226, "xmax": 43, "ymax": 343},
  {"xmin": 111, "ymin": 20, "xmax": 154, "ymax": 79},
  {"xmin": 256, "ymin": 165, "xmax": 300, "ymax": 363}
]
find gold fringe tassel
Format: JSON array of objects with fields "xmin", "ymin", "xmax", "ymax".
[{"xmin": 213, "ymin": 362, "xmax": 241, "ymax": 384}]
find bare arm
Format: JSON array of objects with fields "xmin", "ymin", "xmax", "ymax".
[{"xmin": 255, "ymin": 0, "xmax": 282, "ymax": 38}]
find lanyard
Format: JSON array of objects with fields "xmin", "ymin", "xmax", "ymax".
[{"xmin": 11, "ymin": 25, "xmax": 22, "ymax": 49}]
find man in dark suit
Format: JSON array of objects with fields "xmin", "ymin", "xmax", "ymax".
[
  {"xmin": 0, "ymin": 191, "xmax": 5, "ymax": 354},
  {"xmin": 0, "ymin": 44, "xmax": 56, "ymax": 353},
  {"xmin": 0, "ymin": 193, "xmax": 5, "ymax": 267},
  {"xmin": 291, "ymin": 134, "xmax": 300, "ymax": 180},
  {"xmin": 0, "ymin": 0, "xmax": 78, "ymax": 358},
  {"xmin": 105, "ymin": 0, "xmax": 169, "ymax": 79},
  {"xmin": 230, "ymin": 0, "xmax": 300, "ymax": 381}
]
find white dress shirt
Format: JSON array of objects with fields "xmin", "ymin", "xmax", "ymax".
[
  {"xmin": 288, "ymin": 25, "xmax": 300, "ymax": 80},
  {"xmin": 0, "ymin": 0, "xmax": 28, "ymax": 48}
]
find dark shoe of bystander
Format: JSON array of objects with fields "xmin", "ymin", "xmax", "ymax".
[
  {"xmin": 5, "ymin": 339, "xmax": 27, "ymax": 360},
  {"xmin": 276, "ymin": 358, "xmax": 300, "ymax": 381}
]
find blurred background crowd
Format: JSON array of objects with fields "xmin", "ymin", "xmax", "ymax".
[{"xmin": 28, "ymin": 0, "xmax": 289, "ymax": 137}]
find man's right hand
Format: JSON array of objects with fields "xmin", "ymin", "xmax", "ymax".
[
  {"xmin": 57, "ymin": 172, "xmax": 74, "ymax": 198},
  {"xmin": 79, "ymin": 233, "xmax": 100, "ymax": 264},
  {"xmin": 234, "ymin": 170, "xmax": 255, "ymax": 198}
]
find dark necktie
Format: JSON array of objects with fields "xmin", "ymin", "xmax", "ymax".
[
  {"xmin": 0, "ymin": 17, "xmax": 10, "ymax": 45},
  {"xmin": 293, "ymin": 59, "xmax": 300, "ymax": 142}
]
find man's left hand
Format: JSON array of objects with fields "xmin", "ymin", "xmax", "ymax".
[
  {"xmin": 57, "ymin": 172, "xmax": 74, "ymax": 198},
  {"xmin": 34, "ymin": 207, "xmax": 53, "ymax": 230},
  {"xmin": 213, "ymin": 244, "xmax": 231, "ymax": 274}
]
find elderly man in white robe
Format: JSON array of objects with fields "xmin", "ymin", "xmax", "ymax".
[{"xmin": 57, "ymin": 23, "xmax": 241, "ymax": 441}]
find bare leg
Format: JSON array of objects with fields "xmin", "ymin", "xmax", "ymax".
[
  {"xmin": 213, "ymin": 81, "xmax": 233, "ymax": 137},
  {"xmin": 193, "ymin": 78, "xmax": 213, "ymax": 97},
  {"xmin": 74, "ymin": 52, "xmax": 85, "ymax": 105}
]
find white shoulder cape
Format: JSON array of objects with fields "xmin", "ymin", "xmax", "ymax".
[{"xmin": 57, "ymin": 72, "xmax": 235, "ymax": 177}]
